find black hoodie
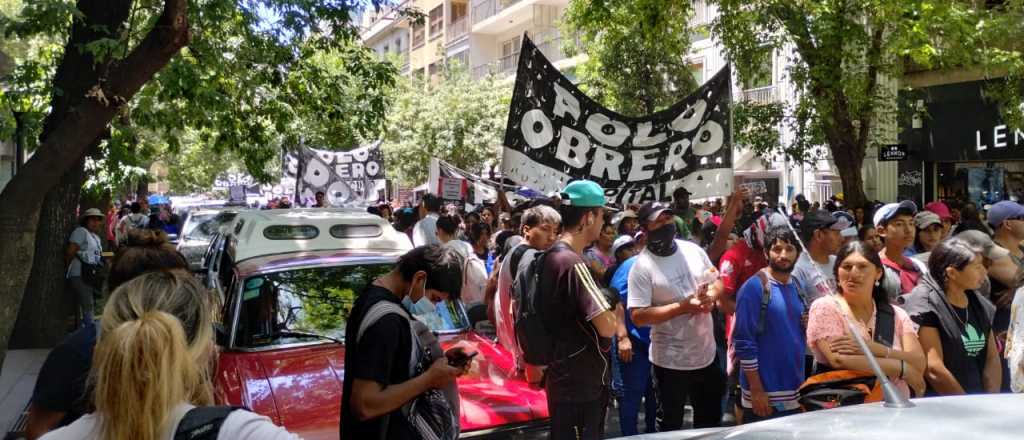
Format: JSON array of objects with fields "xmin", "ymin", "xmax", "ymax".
[{"xmin": 900, "ymin": 273, "xmax": 996, "ymax": 395}]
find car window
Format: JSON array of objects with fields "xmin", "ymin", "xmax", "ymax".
[
  {"xmin": 234, "ymin": 264, "xmax": 471, "ymax": 348},
  {"xmin": 182, "ymin": 214, "xmax": 216, "ymax": 240}
]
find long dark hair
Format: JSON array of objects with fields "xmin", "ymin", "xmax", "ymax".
[
  {"xmin": 834, "ymin": 241, "xmax": 888, "ymax": 304},
  {"xmin": 927, "ymin": 237, "xmax": 981, "ymax": 290}
]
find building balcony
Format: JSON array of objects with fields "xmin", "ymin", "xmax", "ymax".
[
  {"xmin": 447, "ymin": 16, "xmax": 469, "ymax": 44},
  {"xmin": 361, "ymin": 0, "xmax": 411, "ymax": 42},
  {"xmin": 471, "ymin": 32, "xmax": 581, "ymax": 79},
  {"xmin": 472, "ymin": 0, "xmax": 522, "ymax": 25},
  {"xmin": 741, "ymin": 85, "xmax": 778, "ymax": 104},
  {"xmin": 691, "ymin": 0, "xmax": 711, "ymax": 26}
]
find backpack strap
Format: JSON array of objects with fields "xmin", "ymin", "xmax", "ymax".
[
  {"xmin": 174, "ymin": 406, "xmax": 244, "ymax": 440},
  {"xmin": 508, "ymin": 245, "xmax": 530, "ymax": 280},
  {"xmin": 357, "ymin": 301, "xmax": 410, "ymax": 343},
  {"xmin": 873, "ymin": 298, "xmax": 896, "ymax": 348},
  {"xmin": 756, "ymin": 269, "xmax": 772, "ymax": 336}
]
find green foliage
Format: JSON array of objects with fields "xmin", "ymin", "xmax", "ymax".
[
  {"xmin": 383, "ymin": 64, "xmax": 511, "ymax": 186},
  {"xmin": 711, "ymin": 0, "xmax": 1024, "ymax": 204},
  {"xmin": 562, "ymin": 0, "xmax": 698, "ymax": 115},
  {"xmin": 0, "ymin": 0, "xmax": 398, "ymax": 196}
]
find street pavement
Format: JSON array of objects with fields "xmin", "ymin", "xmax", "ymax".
[{"xmin": 0, "ymin": 350, "xmax": 49, "ymax": 437}]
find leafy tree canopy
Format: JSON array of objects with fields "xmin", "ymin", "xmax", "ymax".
[
  {"xmin": 562, "ymin": 0, "xmax": 698, "ymax": 115},
  {"xmin": 1, "ymin": 0, "xmax": 398, "ymax": 195},
  {"xmin": 712, "ymin": 0, "xmax": 1024, "ymax": 206},
  {"xmin": 383, "ymin": 64, "xmax": 511, "ymax": 186}
]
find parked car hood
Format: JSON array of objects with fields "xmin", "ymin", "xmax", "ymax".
[
  {"xmin": 613, "ymin": 393, "xmax": 1022, "ymax": 440},
  {"xmin": 216, "ymin": 329, "xmax": 547, "ymax": 439}
]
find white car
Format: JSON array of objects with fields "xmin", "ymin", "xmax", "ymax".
[
  {"xmin": 614, "ymin": 393, "xmax": 1021, "ymax": 440},
  {"xmin": 177, "ymin": 208, "xmax": 239, "ymax": 271}
]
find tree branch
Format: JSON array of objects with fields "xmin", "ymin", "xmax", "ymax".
[{"xmin": 0, "ymin": 0, "xmax": 189, "ymax": 206}]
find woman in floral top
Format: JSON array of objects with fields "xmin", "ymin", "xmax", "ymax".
[{"xmin": 806, "ymin": 241, "xmax": 927, "ymax": 397}]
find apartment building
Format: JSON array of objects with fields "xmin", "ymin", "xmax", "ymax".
[{"xmin": 361, "ymin": 0, "xmax": 884, "ymax": 204}]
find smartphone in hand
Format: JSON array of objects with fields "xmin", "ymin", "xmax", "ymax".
[{"xmin": 445, "ymin": 347, "xmax": 478, "ymax": 368}]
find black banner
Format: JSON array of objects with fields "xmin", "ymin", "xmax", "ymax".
[
  {"xmin": 284, "ymin": 141, "xmax": 387, "ymax": 206},
  {"xmin": 502, "ymin": 35, "xmax": 733, "ymax": 205}
]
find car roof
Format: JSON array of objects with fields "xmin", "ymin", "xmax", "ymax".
[
  {"xmin": 235, "ymin": 249, "xmax": 404, "ymax": 277},
  {"xmin": 612, "ymin": 393, "xmax": 1022, "ymax": 440},
  {"xmin": 227, "ymin": 208, "xmax": 412, "ymax": 263}
]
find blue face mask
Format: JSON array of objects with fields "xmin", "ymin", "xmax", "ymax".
[{"xmin": 402, "ymin": 295, "xmax": 436, "ymax": 315}]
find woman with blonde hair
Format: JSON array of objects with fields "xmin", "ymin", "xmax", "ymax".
[{"xmin": 40, "ymin": 271, "xmax": 298, "ymax": 440}]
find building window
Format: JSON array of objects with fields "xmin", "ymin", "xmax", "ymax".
[
  {"xmin": 429, "ymin": 6, "xmax": 443, "ymax": 40},
  {"xmin": 395, "ymin": 38, "xmax": 403, "ymax": 53},
  {"xmin": 447, "ymin": 51, "xmax": 469, "ymax": 69},
  {"xmin": 744, "ymin": 49, "xmax": 773, "ymax": 89},
  {"xmin": 451, "ymin": 2, "xmax": 467, "ymax": 21},
  {"xmin": 688, "ymin": 63, "xmax": 704, "ymax": 85},
  {"xmin": 412, "ymin": 21, "xmax": 425, "ymax": 48},
  {"xmin": 500, "ymin": 36, "xmax": 521, "ymax": 73}
]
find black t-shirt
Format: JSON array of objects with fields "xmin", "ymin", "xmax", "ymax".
[
  {"xmin": 539, "ymin": 241, "xmax": 613, "ymax": 403},
  {"xmin": 32, "ymin": 322, "xmax": 96, "ymax": 427},
  {"xmin": 914, "ymin": 293, "xmax": 990, "ymax": 394},
  {"xmin": 340, "ymin": 286, "xmax": 417, "ymax": 440}
]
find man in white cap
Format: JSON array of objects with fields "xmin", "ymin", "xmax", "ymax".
[
  {"xmin": 983, "ymin": 200, "xmax": 1024, "ymax": 391},
  {"xmin": 64, "ymin": 208, "xmax": 105, "ymax": 326},
  {"xmin": 875, "ymin": 200, "xmax": 927, "ymax": 299}
]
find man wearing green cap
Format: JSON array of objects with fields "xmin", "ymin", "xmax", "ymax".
[{"xmin": 539, "ymin": 179, "xmax": 619, "ymax": 439}]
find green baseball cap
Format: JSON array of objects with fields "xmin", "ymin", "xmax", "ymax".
[{"xmin": 561, "ymin": 180, "xmax": 606, "ymax": 207}]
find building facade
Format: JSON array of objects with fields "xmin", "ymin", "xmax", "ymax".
[{"xmin": 361, "ymin": 0, "xmax": 897, "ymax": 206}]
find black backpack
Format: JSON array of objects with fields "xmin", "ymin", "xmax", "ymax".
[
  {"xmin": 512, "ymin": 250, "xmax": 554, "ymax": 365},
  {"xmin": 174, "ymin": 406, "xmax": 244, "ymax": 440}
]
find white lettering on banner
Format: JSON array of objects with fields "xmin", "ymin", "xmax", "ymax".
[
  {"xmin": 304, "ymin": 159, "xmax": 331, "ymax": 187},
  {"xmin": 634, "ymin": 122, "xmax": 667, "ymax": 147},
  {"xmin": 584, "ymin": 113, "xmax": 630, "ymax": 147},
  {"xmin": 552, "ymin": 82, "xmax": 581, "ymax": 122},
  {"xmin": 556, "ymin": 126, "xmax": 591, "ymax": 168},
  {"xmin": 995, "ymin": 125, "xmax": 1008, "ymax": 148},
  {"xmin": 591, "ymin": 147, "xmax": 624, "ymax": 180},
  {"xmin": 521, "ymin": 109, "xmax": 554, "ymax": 149},
  {"xmin": 670, "ymin": 100, "xmax": 707, "ymax": 133},
  {"xmin": 663, "ymin": 139, "xmax": 690, "ymax": 173},
  {"xmin": 365, "ymin": 161, "xmax": 381, "ymax": 177},
  {"xmin": 977, "ymin": 130, "xmax": 987, "ymax": 151},
  {"xmin": 352, "ymin": 148, "xmax": 369, "ymax": 162},
  {"xmin": 692, "ymin": 120, "xmax": 725, "ymax": 156},
  {"xmin": 627, "ymin": 149, "xmax": 659, "ymax": 182}
]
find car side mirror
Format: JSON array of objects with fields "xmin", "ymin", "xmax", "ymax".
[{"xmin": 215, "ymin": 323, "xmax": 230, "ymax": 347}]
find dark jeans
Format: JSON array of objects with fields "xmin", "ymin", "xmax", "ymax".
[
  {"xmin": 548, "ymin": 390, "xmax": 609, "ymax": 440},
  {"xmin": 653, "ymin": 355, "xmax": 726, "ymax": 430},
  {"xmin": 741, "ymin": 407, "xmax": 801, "ymax": 424},
  {"xmin": 618, "ymin": 339, "xmax": 657, "ymax": 436}
]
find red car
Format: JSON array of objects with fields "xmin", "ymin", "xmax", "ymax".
[{"xmin": 207, "ymin": 210, "xmax": 549, "ymax": 439}]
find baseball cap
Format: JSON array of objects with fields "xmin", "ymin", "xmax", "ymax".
[
  {"xmin": 832, "ymin": 211, "xmax": 857, "ymax": 238},
  {"xmin": 986, "ymin": 200, "xmax": 1024, "ymax": 229},
  {"xmin": 638, "ymin": 202, "xmax": 673, "ymax": 225},
  {"xmin": 914, "ymin": 211, "xmax": 942, "ymax": 229},
  {"xmin": 956, "ymin": 230, "xmax": 1010, "ymax": 260},
  {"xmin": 924, "ymin": 201, "xmax": 952, "ymax": 221},
  {"xmin": 81, "ymin": 208, "xmax": 104, "ymax": 220},
  {"xmin": 561, "ymin": 180, "xmax": 606, "ymax": 208},
  {"xmin": 611, "ymin": 210, "xmax": 638, "ymax": 226},
  {"xmin": 611, "ymin": 235, "xmax": 636, "ymax": 257},
  {"xmin": 800, "ymin": 210, "xmax": 839, "ymax": 236},
  {"xmin": 873, "ymin": 200, "xmax": 918, "ymax": 227}
]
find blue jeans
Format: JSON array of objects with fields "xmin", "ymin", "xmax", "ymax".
[
  {"xmin": 618, "ymin": 338, "xmax": 657, "ymax": 435},
  {"xmin": 611, "ymin": 335, "xmax": 624, "ymax": 397}
]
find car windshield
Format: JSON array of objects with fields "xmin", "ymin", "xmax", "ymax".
[
  {"xmin": 235, "ymin": 264, "xmax": 470, "ymax": 348},
  {"xmin": 184, "ymin": 212, "xmax": 236, "ymax": 241}
]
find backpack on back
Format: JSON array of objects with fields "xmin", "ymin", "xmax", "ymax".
[{"xmin": 512, "ymin": 250, "xmax": 555, "ymax": 366}]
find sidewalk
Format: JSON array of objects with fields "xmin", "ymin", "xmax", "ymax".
[{"xmin": 0, "ymin": 350, "xmax": 50, "ymax": 435}]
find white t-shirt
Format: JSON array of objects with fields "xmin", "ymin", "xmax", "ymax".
[
  {"xmin": 39, "ymin": 403, "xmax": 300, "ymax": 440},
  {"xmin": 791, "ymin": 253, "xmax": 837, "ymax": 305},
  {"xmin": 627, "ymin": 239, "xmax": 716, "ymax": 371},
  {"xmin": 412, "ymin": 212, "xmax": 441, "ymax": 247},
  {"xmin": 67, "ymin": 226, "xmax": 102, "ymax": 279}
]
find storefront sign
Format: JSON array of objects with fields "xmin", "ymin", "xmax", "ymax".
[
  {"xmin": 879, "ymin": 144, "xmax": 909, "ymax": 161},
  {"xmin": 904, "ymin": 79, "xmax": 1024, "ymax": 162}
]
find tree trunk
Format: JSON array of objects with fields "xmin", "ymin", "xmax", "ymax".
[
  {"xmin": 9, "ymin": 158, "xmax": 86, "ymax": 348},
  {"xmin": 827, "ymin": 133, "xmax": 869, "ymax": 209},
  {"xmin": 0, "ymin": 0, "xmax": 189, "ymax": 368}
]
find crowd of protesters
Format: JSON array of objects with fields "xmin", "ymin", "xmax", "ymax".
[
  {"xmin": 354, "ymin": 182, "xmax": 1024, "ymax": 439},
  {"xmin": 36, "ymin": 179, "xmax": 1024, "ymax": 440}
]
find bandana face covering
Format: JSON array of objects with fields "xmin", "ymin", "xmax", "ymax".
[{"xmin": 647, "ymin": 223, "xmax": 678, "ymax": 257}]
